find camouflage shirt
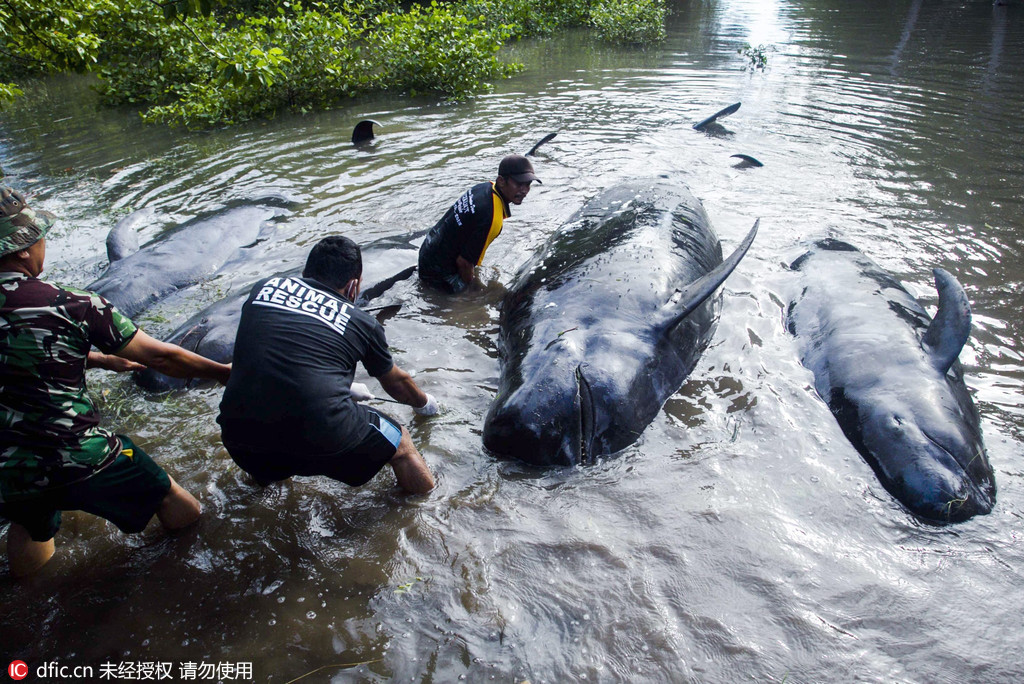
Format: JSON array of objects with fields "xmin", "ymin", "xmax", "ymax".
[{"xmin": 0, "ymin": 272, "xmax": 138, "ymax": 502}]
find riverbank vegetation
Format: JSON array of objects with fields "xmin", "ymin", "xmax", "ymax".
[{"xmin": 0, "ymin": 0, "xmax": 667, "ymax": 128}]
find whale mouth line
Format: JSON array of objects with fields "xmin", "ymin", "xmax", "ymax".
[
  {"xmin": 921, "ymin": 428, "xmax": 954, "ymax": 461},
  {"xmin": 919, "ymin": 428, "xmax": 993, "ymax": 516},
  {"xmin": 576, "ymin": 365, "xmax": 595, "ymax": 464},
  {"xmin": 921, "ymin": 428, "xmax": 974, "ymax": 484}
]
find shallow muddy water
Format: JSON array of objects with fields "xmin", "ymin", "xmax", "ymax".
[{"xmin": 2, "ymin": 0, "xmax": 1023, "ymax": 681}]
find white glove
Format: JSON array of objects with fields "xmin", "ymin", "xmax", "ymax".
[
  {"xmin": 413, "ymin": 393, "xmax": 439, "ymax": 416},
  {"xmin": 350, "ymin": 382, "xmax": 374, "ymax": 402}
]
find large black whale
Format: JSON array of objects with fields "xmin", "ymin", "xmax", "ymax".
[
  {"xmin": 787, "ymin": 239, "xmax": 995, "ymax": 523},
  {"xmin": 483, "ymin": 181, "xmax": 758, "ymax": 466},
  {"xmin": 87, "ymin": 196, "xmax": 296, "ymax": 318}
]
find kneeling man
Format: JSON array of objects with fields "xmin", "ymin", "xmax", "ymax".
[
  {"xmin": 418, "ymin": 154, "xmax": 540, "ymax": 293},
  {"xmin": 218, "ymin": 236, "xmax": 438, "ymax": 493}
]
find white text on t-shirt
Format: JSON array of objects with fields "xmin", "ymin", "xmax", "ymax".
[{"xmin": 253, "ymin": 277, "xmax": 352, "ymax": 335}]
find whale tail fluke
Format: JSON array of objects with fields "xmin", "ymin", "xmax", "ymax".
[
  {"xmin": 358, "ymin": 265, "xmax": 417, "ymax": 303},
  {"xmin": 923, "ymin": 268, "xmax": 972, "ymax": 374},
  {"xmin": 661, "ymin": 219, "xmax": 759, "ymax": 333},
  {"xmin": 730, "ymin": 153, "xmax": 763, "ymax": 167},
  {"xmin": 526, "ymin": 133, "xmax": 557, "ymax": 156}
]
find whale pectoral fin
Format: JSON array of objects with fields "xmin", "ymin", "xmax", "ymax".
[
  {"xmin": 693, "ymin": 102, "xmax": 741, "ymax": 130},
  {"xmin": 662, "ymin": 219, "xmax": 759, "ymax": 333},
  {"xmin": 923, "ymin": 268, "xmax": 972, "ymax": 374}
]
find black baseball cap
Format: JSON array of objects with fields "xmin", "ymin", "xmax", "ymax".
[{"xmin": 498, "ymin": 155, "xmax": 542, "ymax": 184}]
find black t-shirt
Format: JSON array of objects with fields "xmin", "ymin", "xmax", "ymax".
[
  {"xmin": 418, "ymin": 181, "xmax": 510, "ymax": 280},
  {"xmin": 217, "ymin": 276, "xmax": 393, "ymax": 456}
]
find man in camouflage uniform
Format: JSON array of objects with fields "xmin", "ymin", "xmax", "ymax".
[{"xmin": 0, "ymin": 188, "xmax": 232, "ymax": 577}]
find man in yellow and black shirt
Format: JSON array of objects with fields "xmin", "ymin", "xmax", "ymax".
[{"xmin": 418, "ymin": 154, "xmax": 540, "ymax": 293}]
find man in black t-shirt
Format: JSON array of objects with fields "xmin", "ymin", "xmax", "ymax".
[
  {"xmin": 418, "ymin": 154, "xmax": 541, "ymax": 293},
  {"xmin": 217, "ymin": 236, "xmax": 438, "ymax": 493}
]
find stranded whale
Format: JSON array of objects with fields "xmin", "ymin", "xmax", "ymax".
[
  {"xmin": 482, "ymin": 180, "xmax": 757, "ymax": 466},
  {"xmin": 787, "ymin": 239, "xmax": 995, "ymax": 523},
  {"xmin": 87, "ymin": 196, "xmax": 296, "ymax": 318}
]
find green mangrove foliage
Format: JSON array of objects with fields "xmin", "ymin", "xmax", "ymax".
[
  {"xmin": 106, "ymin": 2, "xmax": 520, "ymax": 127},
  {"xmin": 0, "ymin": 0, "xmax": 668, "ymax": 128},
  {"xmin": 590, "ymin": 0, "xmax": 667, "ymax": 45},
  {"xmin": 0, "ymin": 83, "xmax": 24, "ymax": 107},
  {"xmin": 459, "ymin": 0, "xmax": 592, "ymax": 39}
]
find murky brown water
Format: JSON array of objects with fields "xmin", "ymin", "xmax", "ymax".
[{"xmin": 2, "ymin": 0, "xmax": 1023, "ymax": 681}]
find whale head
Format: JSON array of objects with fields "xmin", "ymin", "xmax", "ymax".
[
  {"xmin": 832, "ymin": 385, "xmax": 995, "ymax": 523},
  {"xmin": 483, "ymin": 317, "xmax": 716, "ymax": 467},
  {"xmin": 482, "ymin": 182, "xmax": 757, "ymax": 468},
  {"xmin": 483, "ymin": 343, "xmax": 596, "ymax": 467}
]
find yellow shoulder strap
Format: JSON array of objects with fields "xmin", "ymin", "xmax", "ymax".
[{"xmin": 477, "ymin": 184, "xmax": 506, "ymax": 265}]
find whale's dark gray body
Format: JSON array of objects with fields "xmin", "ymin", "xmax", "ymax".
[
  {"xmin": 133, "ymin": 231, "xmax": 422, "ymax": 391},
  {"xmin": 482, "ymin": 181, "xmax": 757, "ymax": 467},
  {"xmin": 133, "ymin": 286, "xmax": 252, "ymax": 392},
  {"xmin": 87, "ymin": 197, "xmax": 296, "ymax": 318},
  {"xmin": 787, "ymin": 240, "xmax": 995, "ymax": 523}
]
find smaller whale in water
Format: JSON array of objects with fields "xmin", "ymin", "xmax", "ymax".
[
  {"xmin": 787, "ymin": 239, "xmax": 995, "ymax": 523},
  {"xmin": 88, "ymin": 195, "xmax": 297, "ymax": 318}
]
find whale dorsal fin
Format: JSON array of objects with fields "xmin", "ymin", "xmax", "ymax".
[
  {"xmin": 662, "ymin": 219, "xmax": 758, "ymax": 332},
  {"xmin": 351, "ymin": 119, "xmax": 380, "ymax": 145},
  {"xmin": 106, "ymin": 208, "xmax": 152, "ymax": 262},
  {"xmin": 922, "ymin": 267, "xmax": 971, "ymax": 374}
]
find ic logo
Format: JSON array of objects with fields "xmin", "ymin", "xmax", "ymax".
[{"xmin": 8, "ymin": 661, "xmax": 28, "ymax": 680}]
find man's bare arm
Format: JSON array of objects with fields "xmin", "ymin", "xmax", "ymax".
[
  {"xmin": 377, "ymin": 365, "xmax": 428, "ymax": 408},
  {"xmin": 115, "ymin": 330, "xmax": 231, "ymax": 384},
  {"xmin": 455, "ymin": 255, "xmax": 475, "ymax": 285},
  {"xmin": 87, "ymin": 351, "xmax": 146, "ymax": 372}
]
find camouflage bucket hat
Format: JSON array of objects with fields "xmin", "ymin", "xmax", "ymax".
[{"xmin": 0, "ymin": 187, "xmax": 55, "ymax": 258}]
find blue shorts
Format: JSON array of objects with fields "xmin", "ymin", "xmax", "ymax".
[{"xmin": 225, "ymin": 409, "xmax": 403, "ymax": 487}]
